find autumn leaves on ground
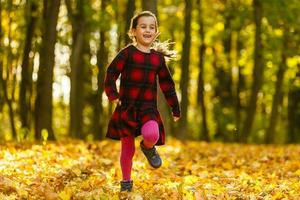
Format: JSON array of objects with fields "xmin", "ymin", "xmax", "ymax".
[{"xmin": 0, "ymin": 138, "xmax": 300, "ymax": 200}]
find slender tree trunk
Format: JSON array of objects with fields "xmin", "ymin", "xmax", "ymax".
[
  {"xmin": 142, "ymin": 0, "xmax": 157, "ymax": 15},
  {"xmin": 235, "ymin": 31, "xmax": 245, "ymax": 141},
  {"xmin": 265, "ymin": 30, "xmax": 288, "ymax": 143},
  {"xmin": 0, "ymin": 0, "xmax": 3, "ymax": 112},
  {"xmin": 124, "ymin": 0, "xmax": 135, "ymax": 45},
  {"xmin": 196, "ymin": 0, "xmax": 209, "ymax": 141},
  {"xmin": 20, "ymin": 0, "xmax": 37, "ymax": 131},
  {"xmin": 287, "ymin": 68, "xmax": 300, "ymax": 143},
  {"xmin": 179, "ymin": 0, "xmax": 192, "ymax": 134},
  {"xmin": 0, "ymin": 1, "xmax": 4, "ymax": 134},
  {"xmin": 66, "ymin": 0, "xmax": 86, "ymax": 139},
  {"xmin": 115, "ymin": 0, "xmax": 123, "ymax": 51},
  {"xmin": 166, "ymin": 16, "xmax": 177, "ymax": 136},
  {"xmin": 212, "ymin": 2, "xmax": 235, "ymax": 141},
  {"xmin": 94, "ymin": 0, "xmax": 108, "ymax": 140},
  {"xmin": 211, "ymin": 47, "xmax": 224, "ymax": 140},
  {"xmin": 2, "ymin": 0, "xmax": 17, "ymax": 139},
  {"xmin": 222, "ymin": 11, "xmax": 233, "ymax": 104},
  {"xmin": 240, "ymin": 0, "xmax": 263, "ymax": 143},
  {"xmin": 35, "ymin": 0, "xmax": 60, "ymax": 140},
  {"xmin": 0, "ymin": 1, "xmax": 4, "ymax": 138}
]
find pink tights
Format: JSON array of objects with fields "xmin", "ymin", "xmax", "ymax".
[{"xmin": 120, "ymin": 120, "xmax": 159, "ymax": 181}]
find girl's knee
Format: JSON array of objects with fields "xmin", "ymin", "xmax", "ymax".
[{"xmin": 142, "ymin": 120, "xmax": 159, "ymax": 143}]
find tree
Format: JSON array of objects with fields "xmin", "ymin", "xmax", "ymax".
[
  {"xmin": 234, "ymin": 30, "xmax": 246, "ymax": 141},
  {"xmin": 212, "ymin": 0, "xmax": 246, "ymax": 142},
  {"xmin": 124, "ymin": 0, "xmax": 135, "ymax": 45},
  {"xmin": 179, "ymin": 0, "xmax": 192, "ymax": 133},
  {"xmin": 288, "ymin": 65, "xmax": 300, "ymax": 143},
  {"xmin": 1, "ymin": 0, "xmax": 17, "ymax": 138},
  {"xmin": 35, "ymin": 0, "xmax": 61, "ymax": 140},
  {"xmin": 264, "ymin": 0, "xmax": 300, "ymax": 143},
  {"xmin": 19, "ymin": 0, "xmax": 38, "ymax": 132},
  {"xmin": 221, "ymin": 1, "xmax": 234, "ymax": 107},
  {"xmin": 94, "ymin": 0, "xmax": 109, "ymax": 139},
  {"xmin": 0, "ymin": 0, "xmax": 3, "ymax": 113},
  {"xmin": 240, "ymin": 0, "xmax": 263, "ymax": 143},
  {"xmin": 142, "ymin": 0, "xmax": 157, "ymax": 15},
  {"xmin": 196, "ymin": 0, "xmax": 209, "ymax": 141},
  {"xmin": 265, "ymin": 30, "xmax": 287, "ymax": 143},
  {"xmin": 65, "ymin": 0, "xmax": 87, "ymax": 139}
]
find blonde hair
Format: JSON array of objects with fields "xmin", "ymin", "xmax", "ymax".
[{"xmin": 128, "ymin": 11, "xmax": 177, "ymax": 58}]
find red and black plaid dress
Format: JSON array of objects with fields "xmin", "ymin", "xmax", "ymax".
[{"xmin": 104, "ymin": 44, "xmax": 180, "ymax": 145}]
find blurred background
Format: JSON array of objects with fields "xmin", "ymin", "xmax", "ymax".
[{"xmin": 0, "ymin": 0, "xmax": 299, "ymax": 144}]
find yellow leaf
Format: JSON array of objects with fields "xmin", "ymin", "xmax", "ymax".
[
  {"xmin": 72, "ymin": 168, "xmax": 81, "ymax": 177},
  {"xmin": 59, "ymin": 191, "xmax": 71, "ymax": 200},
  {"xmin": 222, "ymin": 162, "xmax": 232, "ymax": 170}
]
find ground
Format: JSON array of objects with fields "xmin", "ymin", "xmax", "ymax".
[{"xmin": 0, "ymin": 138, "xmax": 299, "ymax": 199}]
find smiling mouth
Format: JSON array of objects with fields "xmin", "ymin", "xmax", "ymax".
[{"xmin": 143, "ymin": 35, "xmax": 152, "ymax": 39}]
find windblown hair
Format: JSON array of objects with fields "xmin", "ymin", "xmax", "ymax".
[{"xmin": 128, "ymin": 11, "xmax": 177, "ymax": 59}]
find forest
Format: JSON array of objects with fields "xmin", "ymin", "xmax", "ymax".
[
  {"xmin": 1, "ymin": 0, "xmax": 300, "ymax": 144},
  {"xmin": 1, "ymin": 0, "xmax": 300, "ymax": 199}
]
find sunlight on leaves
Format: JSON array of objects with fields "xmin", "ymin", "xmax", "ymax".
[{"xmin": 0, "ymin": 138, "xmax": 299, "ymax": 199}]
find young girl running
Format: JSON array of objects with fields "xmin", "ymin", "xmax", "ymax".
[{"xmin": 104, "ymin": 11, "xmax": 181, "ymax": 192}]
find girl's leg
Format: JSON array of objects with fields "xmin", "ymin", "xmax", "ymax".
[
  {"xmin": 120, "ymin": 136, "xmax": 135, "ymax": 181},
  {"xmin": 141, "ymin": 120, "xmax": 159, "ymax": 149}
]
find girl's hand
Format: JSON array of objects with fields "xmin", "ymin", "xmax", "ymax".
[{"xmin": 173, "ymin": 116, "xmax": 180, "ymax": 122}]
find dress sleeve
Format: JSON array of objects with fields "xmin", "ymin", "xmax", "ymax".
[
  {"xmin": 104, "ymin": 48, "xmax": 128, "ymax": 101},
  {"xmin": 158, "ymin": 55, "xmax": 181, "ymax": 117}
]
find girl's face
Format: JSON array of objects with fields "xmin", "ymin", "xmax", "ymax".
[{"xmin": 132, "ymin": 16, "xmax": 157, "ymax": 47}]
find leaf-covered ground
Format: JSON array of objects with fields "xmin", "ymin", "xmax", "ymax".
[{"xmin": 0, "ymin": 138, "xmax": 300, "ymax": 200}]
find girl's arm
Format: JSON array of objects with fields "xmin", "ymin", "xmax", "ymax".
[
  {"xmin": 104, "ymin": 48, "xmax": 128, "ymax": 101},
  {"xmin": 158, "ymin": 56, "xmax": 181, "ymax": 118}
]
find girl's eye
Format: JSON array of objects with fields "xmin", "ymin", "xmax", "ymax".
[{"xmin": 138, "ymin": 25, "xmax": 155, "ymax": 30}]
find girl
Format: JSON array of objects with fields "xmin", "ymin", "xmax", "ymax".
[{"xmin": 104, "ymin": 11, "xmax": 180, "ymax": 192}]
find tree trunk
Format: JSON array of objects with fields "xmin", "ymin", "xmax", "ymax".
[
  {"xmin": 115, "ymin": 0, "xmax": 123, "ymax": 50},
  {"xmin": 124, "ymin": 0, "xmax": 135, "ymax": 45},
  {"xmin": 66, "ymin": 0, "xmax": 86, "ymax": 139},
  {"xmin": 287, "ymin": 64, "xmax": 300, "ymax": 143},
  {"xmin": 234, "ymin": 31, "xmax": 245, "ymax": 141},
  {"xmin": 196, "ymin": 0, "xmax": 209, "ymax": 141},
  {"xmin": 240, "ymin": 0, "xmax": 263, "ymax": 143},
  {"xmin": 265, "ymin": 30, "xmax": 288, "ymax": 143},
  {"xmin": 20, "ymin": 0, "xmax": 37, "ymax": 132},
  {"xmin": 0, "ymin": 0, "xmax": 3, "ymax": 113},
  {"xmin": 167, "ymin": 24, "xmax": 177, "ymax": 136},
  {"xmin": 211, "ymin": 2, "xmax": 235, "ymax": 142},
  {"xmin": 211, "ymin": 47, "xmax": 225, "ymax": 140},
  {"xmin": 94, "ymin": 0, "xmax": 108, "ymax": 140},
  {"xmin": 34, "ymin": 0, "xmax": 60, "ymax": 140},
  {"xmin": 222, "ymin": 10, "xmax": 233, "ymax": 103},
  {"xmin": 1, "ymin": 0, "xmax": 17, "ymax": 139},
  {"xmin": 142, "ymin": 0, "xmax": 157, "ymax": 15},
  {"xmin": 179, "ymin": 0, "xmax": 192, "ymax": 134}
]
